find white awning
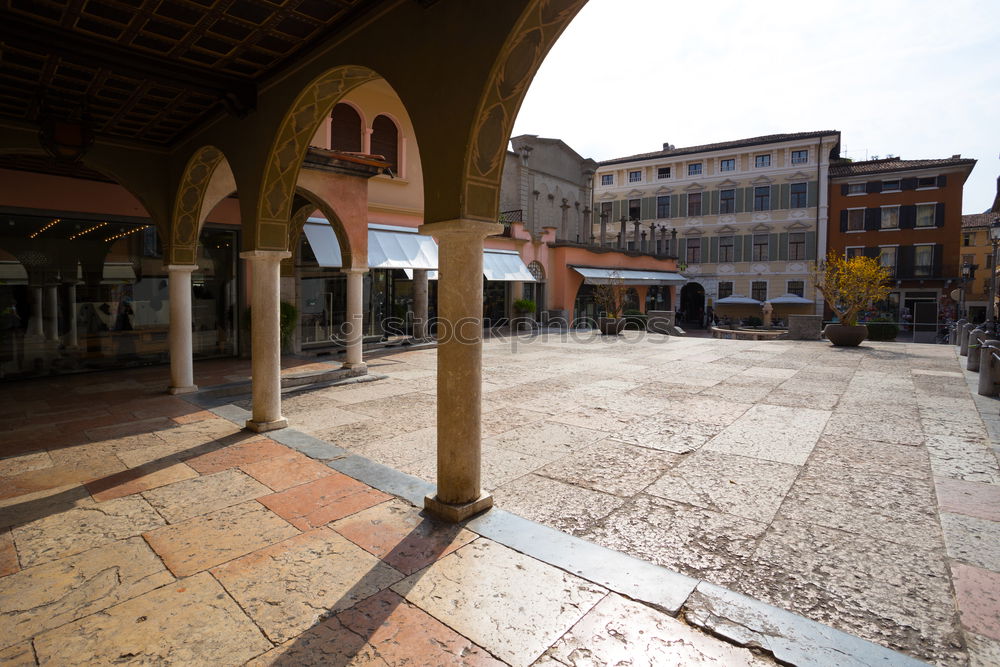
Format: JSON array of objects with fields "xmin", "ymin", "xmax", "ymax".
[
  {"xmin": 103, "ymin": 263, "xmax": 137, "ymax": 283},
  {"xmin": 303, "ymin": 221, "xmax": 343, "ymax": 267},
  {"xmin": 369, "ymin": 224, "xmax": 438, "ymax": 270},
  {"xmin": 403, "ymin": 269, "xmax": 438, "ymax": 280},
  {"xmin": 572, "ymin": 266, "xmax": 687, "ymax": 286},
  {"xmin": 768, "ymin": 294, "xmax": 814, "ymax": 305},
  {"xmin": 483, "ymin": 250, "xmax": 536, "ymax": 282},
  {"xmin": 303, "ymin": 220, "xmax": 438, "ymax": 270},
  {"xmin": 715, "ymin": 295, "xmax": 761, "ymax": 305},
  {"xmin": 0, "ymin": 261, "xmax": 27, "ymax": 284}
]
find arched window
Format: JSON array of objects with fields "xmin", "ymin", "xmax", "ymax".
[
  {"xmin": 370, "ymin": 115, "xmax": 399, "ymax": 172},
  {"xmin": 528, "ymin": 261, "xmax": 545, "ymax": 282},
  {"xmin": 330, "ymin": 104, "xmax": 362, "ymax": 152}
]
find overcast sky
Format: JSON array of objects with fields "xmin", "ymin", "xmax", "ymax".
[{"xmin": 512, "ymin": 0, "xmax": 1000, "ymax": 214}]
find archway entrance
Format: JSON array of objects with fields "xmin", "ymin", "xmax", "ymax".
[{"xmin": 679, "ymin": 282, "xmax": 705, "ymax": 328}]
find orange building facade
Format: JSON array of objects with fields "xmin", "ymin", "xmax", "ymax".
[{"xmin": 827, "ymin": 156, "xmax": 975, "ymax": 339}]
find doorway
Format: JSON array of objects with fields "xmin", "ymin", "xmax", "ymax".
[{"xmin": 679, "ymin": 282, "xmax": 705, "ymax": 328}]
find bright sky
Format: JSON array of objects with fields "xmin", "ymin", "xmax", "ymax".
[{"xmin": 512, "ymin": 0, "xmax": 1000, "ymax": 214}]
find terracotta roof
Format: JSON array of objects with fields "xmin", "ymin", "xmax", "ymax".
[
  {"xmin": 598, "ymin": 130, "xmax": 840, "ymax": 166},
  {"xmin": 303, "ymin": 147, "xmax": 391, "ymax": 178},
  {"xmin": 962, "ymin": 212, "xmax": 1000, "ymax": 229},
  {"xmin": 829, "ymin": 156, "xmax": 976, "ymax": 177}
]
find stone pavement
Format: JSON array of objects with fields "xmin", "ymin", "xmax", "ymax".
[
  {"xmin": 262, "ymin": 333, "xmax": 1000, "ymax": 666},
  {"xmin": 0, "ymin": 336, "xmax": 997, "ymax": 665},
  {"xmin": 0, "ymin": 363, "xmax": 791, "ymax": 666}
]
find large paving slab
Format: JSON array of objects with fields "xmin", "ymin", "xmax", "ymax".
[{"xmin": 392, "ymin": 539, "xmax": 607, "ymax": 667}]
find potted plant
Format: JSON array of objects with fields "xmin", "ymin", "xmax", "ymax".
[
  {"xmin": 593, "ymin": 271, "xmax": 627, "ymax": 335},
  {"xmin": 512, "ymin": 298, "xmax": 536, "ymax": 332},
  {"xmin": 815, "ymin": 253, "xmax": 890, "ymax": 346}
]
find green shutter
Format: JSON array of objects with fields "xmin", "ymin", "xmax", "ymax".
[
  {"xmin": 771, "ymin": 185, "xmax": 780, "ymax": 211},
  {"xmin": 805, "ymin": 231, "xmax": 816, "ymax": 260},
  {"xmin": 743, "ymin": 235, "xmax": 753, "ymax": 261},
  {"xmin": 679, "ymin": 194, "xmax": 688, "ymax": 218},
  {"xmin": 768, "ymin": 233, "xmax": 779, "ymax": 261},
  {"xmin": 670, "ymin": 195, "xmax": 680, "ymax": 219},
  {"xmin": 779, "ymin": 183, "xmax": 790, "ymax": 210},
  {"xmin": 735, "ymin": 188, "xmax": 746, "ymax": 213},
  {"xmin": 778, "ymin": 232, "xmax": 789, "ymax": 260},
  {"xmin": 642, "ymin": 197, "xmax": 655, "ymax": 220},
  {"xmin": 711, "ymin": 190, "xmax": 720, "ymax": 215},
  {"xmin": 709, "ymin": 236, "xmax": 719, "ymax": 263},
  {"xmin": 733, "ymin": 235, "xmax": 743, "ymax": 262},
  {"xmin": 679, "ymin": 238, "xmax": 687, "ymax": 261},
  {"xmin": 807, "ymin": 181, "xmax": 818, "ymax": 207},
  {"xmin": 611, "ymin": 200, "xmax": 621, "ymax": 222},
  {"xmin": 745, "ymin": 188, "xmax": 755, "ymax": 211}
]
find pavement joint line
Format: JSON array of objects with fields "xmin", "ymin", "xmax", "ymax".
[{"xmin": 196, "ymin": 397, "xmax": 933, "ymax": 666}]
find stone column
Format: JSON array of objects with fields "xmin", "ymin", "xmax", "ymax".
[
  {"xmin": 420, "ymin": 219, "xmax": 499, "ymax": 522},
  {"xmin": 28, "ymin": 285, "xmax": 43, "ymax": 337},
  {"xmin": 412, "ymin": 269, "xmax": 429, "ymax": 339},
  {"xmin": 619, "ymin": 218, "xmax": 627, "ymax": 249},
  {"xmin": 167, "ymin": 265, "xmax": 199, "ymax": 394},
  {"xmin": 241, "ymin": 250, "xmax": 291, "ymax": 432},
  {"xmin": 44, "ymin": 284, "xmax": 59, "ymax": 342},
  {"xmin": 632, "ymin": 220, "xmax": 641, "ymax": 249},
  {"xmin": 342, "ymin": 268, "xmax": 367, "ymax": 369},
  {"xmin": 65, "ymin": 283, "xmax": 79, "ymax": 348},
  {"xmin": 599, "ymin": 213, "xmax": 607, "ymax": 246}
]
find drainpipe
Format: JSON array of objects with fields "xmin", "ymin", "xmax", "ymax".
[{"xmin": 815, "ymin": 136, "xmax": 823, "ymax": 261}]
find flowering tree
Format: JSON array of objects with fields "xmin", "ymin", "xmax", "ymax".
[{"xmin": 815, "ymin": 253, "xmax": 891, "ymax": 326}]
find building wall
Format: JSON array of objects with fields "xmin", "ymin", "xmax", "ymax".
[
  {"xmin": 959, "ymin": 226, "xmax": 992, "ymax": 306},
  {"xmin": 593, "ymin": 134, "xmax": 840, "ymax": 315}
]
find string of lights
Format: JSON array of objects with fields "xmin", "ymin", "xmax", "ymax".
[
  {"xmin": 103, "ymin": 225, "xmax": 150, "ymax": 243},
  {"xmin": 29, "ymin": 218, "xmax": 61, "ymax": 239},
  {"xmin": 68, "ymin": 221, "xmax": 108, "ymax": 240}
]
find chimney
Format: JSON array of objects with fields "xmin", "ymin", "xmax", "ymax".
[
  {"xmin": 952, "ymin": 154, "xmax": 961, "ymax": 159},
  {"xmin": 662, "ymin": 143, "xmax": 675, "ymax": 151}
]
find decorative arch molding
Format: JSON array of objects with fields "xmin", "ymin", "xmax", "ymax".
[
  {"xmin": 287, "ymin": 196, "xmax": 317, "ymax": 257},
  {"xmin": 460, "ymin": 0, "xmax": 588, "ymax": 222},
  {"xmin": 255, "ymin": 65, "xmax": 381, "ymax": 252},
  {"xmin": 293, "ymin": 185, "xmax": 357, "ymax": 270},
  {"xmin": 168, "ymin": 145, "xmax": 226, "ymax": 265}
]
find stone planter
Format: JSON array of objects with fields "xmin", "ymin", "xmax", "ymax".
[
  {"xmin": 598, "ymin": 317, "xmax": 626, "ymax": 336},
  {"xmin": 824, "ymin": 323, "xmax": 868, "ymax": 347}
]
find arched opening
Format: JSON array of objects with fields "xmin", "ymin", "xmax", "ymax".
[
  {"xmin": 370, "ymin": 114, "xmax": 399, "ymax": 174},
  {"xmin": 330, "ymin": 103, "xmax": 363, "ymax": 153},
  {"xmin": 679, "ymin": 282, "xmax": 705, "ymax": 328},
  {"xmin": 523, "ymin": 260, "xmax": 545, "ymax": 316}
]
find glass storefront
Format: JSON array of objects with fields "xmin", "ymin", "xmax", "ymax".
[
  {"xmin": 297, "ymin": 233, "xmax": 435, "ymax": 347},
  {"xmin": 0, "ymin": 212, "xmax": 238, "ymax": 381}
]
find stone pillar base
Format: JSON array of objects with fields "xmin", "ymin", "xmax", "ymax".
[
  {"xmin": 424, "ymin": 492, "xmax": 493, "ymax": 523},
  {"xmin": 167, "ymin": 384, "xmax": 199, "ymax": 395},
  {"xmin": 245, "ymin": 417, "xmax": 288, "ymax": 433},
  {"xmin": 341, "ymin": 361, "xmax": 367, "ymax": 371}
]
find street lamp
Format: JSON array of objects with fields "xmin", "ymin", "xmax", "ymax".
[
  {"xmin": 961, "ymin": 261, "xmax": 971, "ymax": 320},
  {"xmin": 989, "ymin": 221, "xmax": 1000, "ymax": 331}
]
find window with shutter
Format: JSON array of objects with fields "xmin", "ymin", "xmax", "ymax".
[
  {"xmin": 720, "ymin": 189, "xmax": 735, "ymax": 214},
  {"xmin": 753, "ymin": 186, "xmax": 770, "ymax": 211},
  {"xmin": 790, "ymin": 183, "xmax": 807, "ymax": 208},
  {"xmin": 370, "ymin": 115, "xmax": 399, "ymax": 172},
  {"xmin": 718, "ymin": 281, "xmax": 733, "ymax": 299},
  {"xmin": 752, "ymin": 234, "xmax": 769, "ymax": 261},
  {"xmin": 788, "ymin": 232, "xmax": 806, "ymax": 260},
  {"xmin": 847, "ymin": 209, "xmax": 865, "ymax": 231},
  {"xmin": 719, "ymin": 236, "xmax": 735, "ymax": 262},
  {"xmin": 915, "ymin": 204, "xmax": 936, "ymax": 227},
  {"xmin": 331, "ymin": 104, "xmax": 363, "ymax": 152},
  {"xmin": 656, "ymin": 196, "xmax": 670, "ymax": 218},
  {"xmin": 914, "ymin": 245, "xmax": 934, "ymax": 276},
  {"xmin": 687, "ymin": 193, "xmax": 702, "ymax": 217}
]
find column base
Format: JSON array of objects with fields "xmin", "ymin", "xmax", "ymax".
[
  {"xmin": 424, "ymin": 492, "xmax": 493, "ymax": 523},
  {"xmin": 167, "ymin": 384, "xmax": 199, "ymax": 395},
  {"xmin": 245, "ymin": 417, "xmax": 288, "ymax": 433},
  {"xmin": 341, "ymin": 361, "xmax": 367, "ymax": 371}
]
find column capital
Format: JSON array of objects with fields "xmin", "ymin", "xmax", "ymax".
[
  {"xmin": 165, "ymin": 264, "xmax": 199, "ymax": 273},
  {"xmin": 239, "ymin": 250, "xmax": 292, "ymax": 261},
  {"xmin": 420, "ymin": 219, "xmax": 502, "ymax": 239}
]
